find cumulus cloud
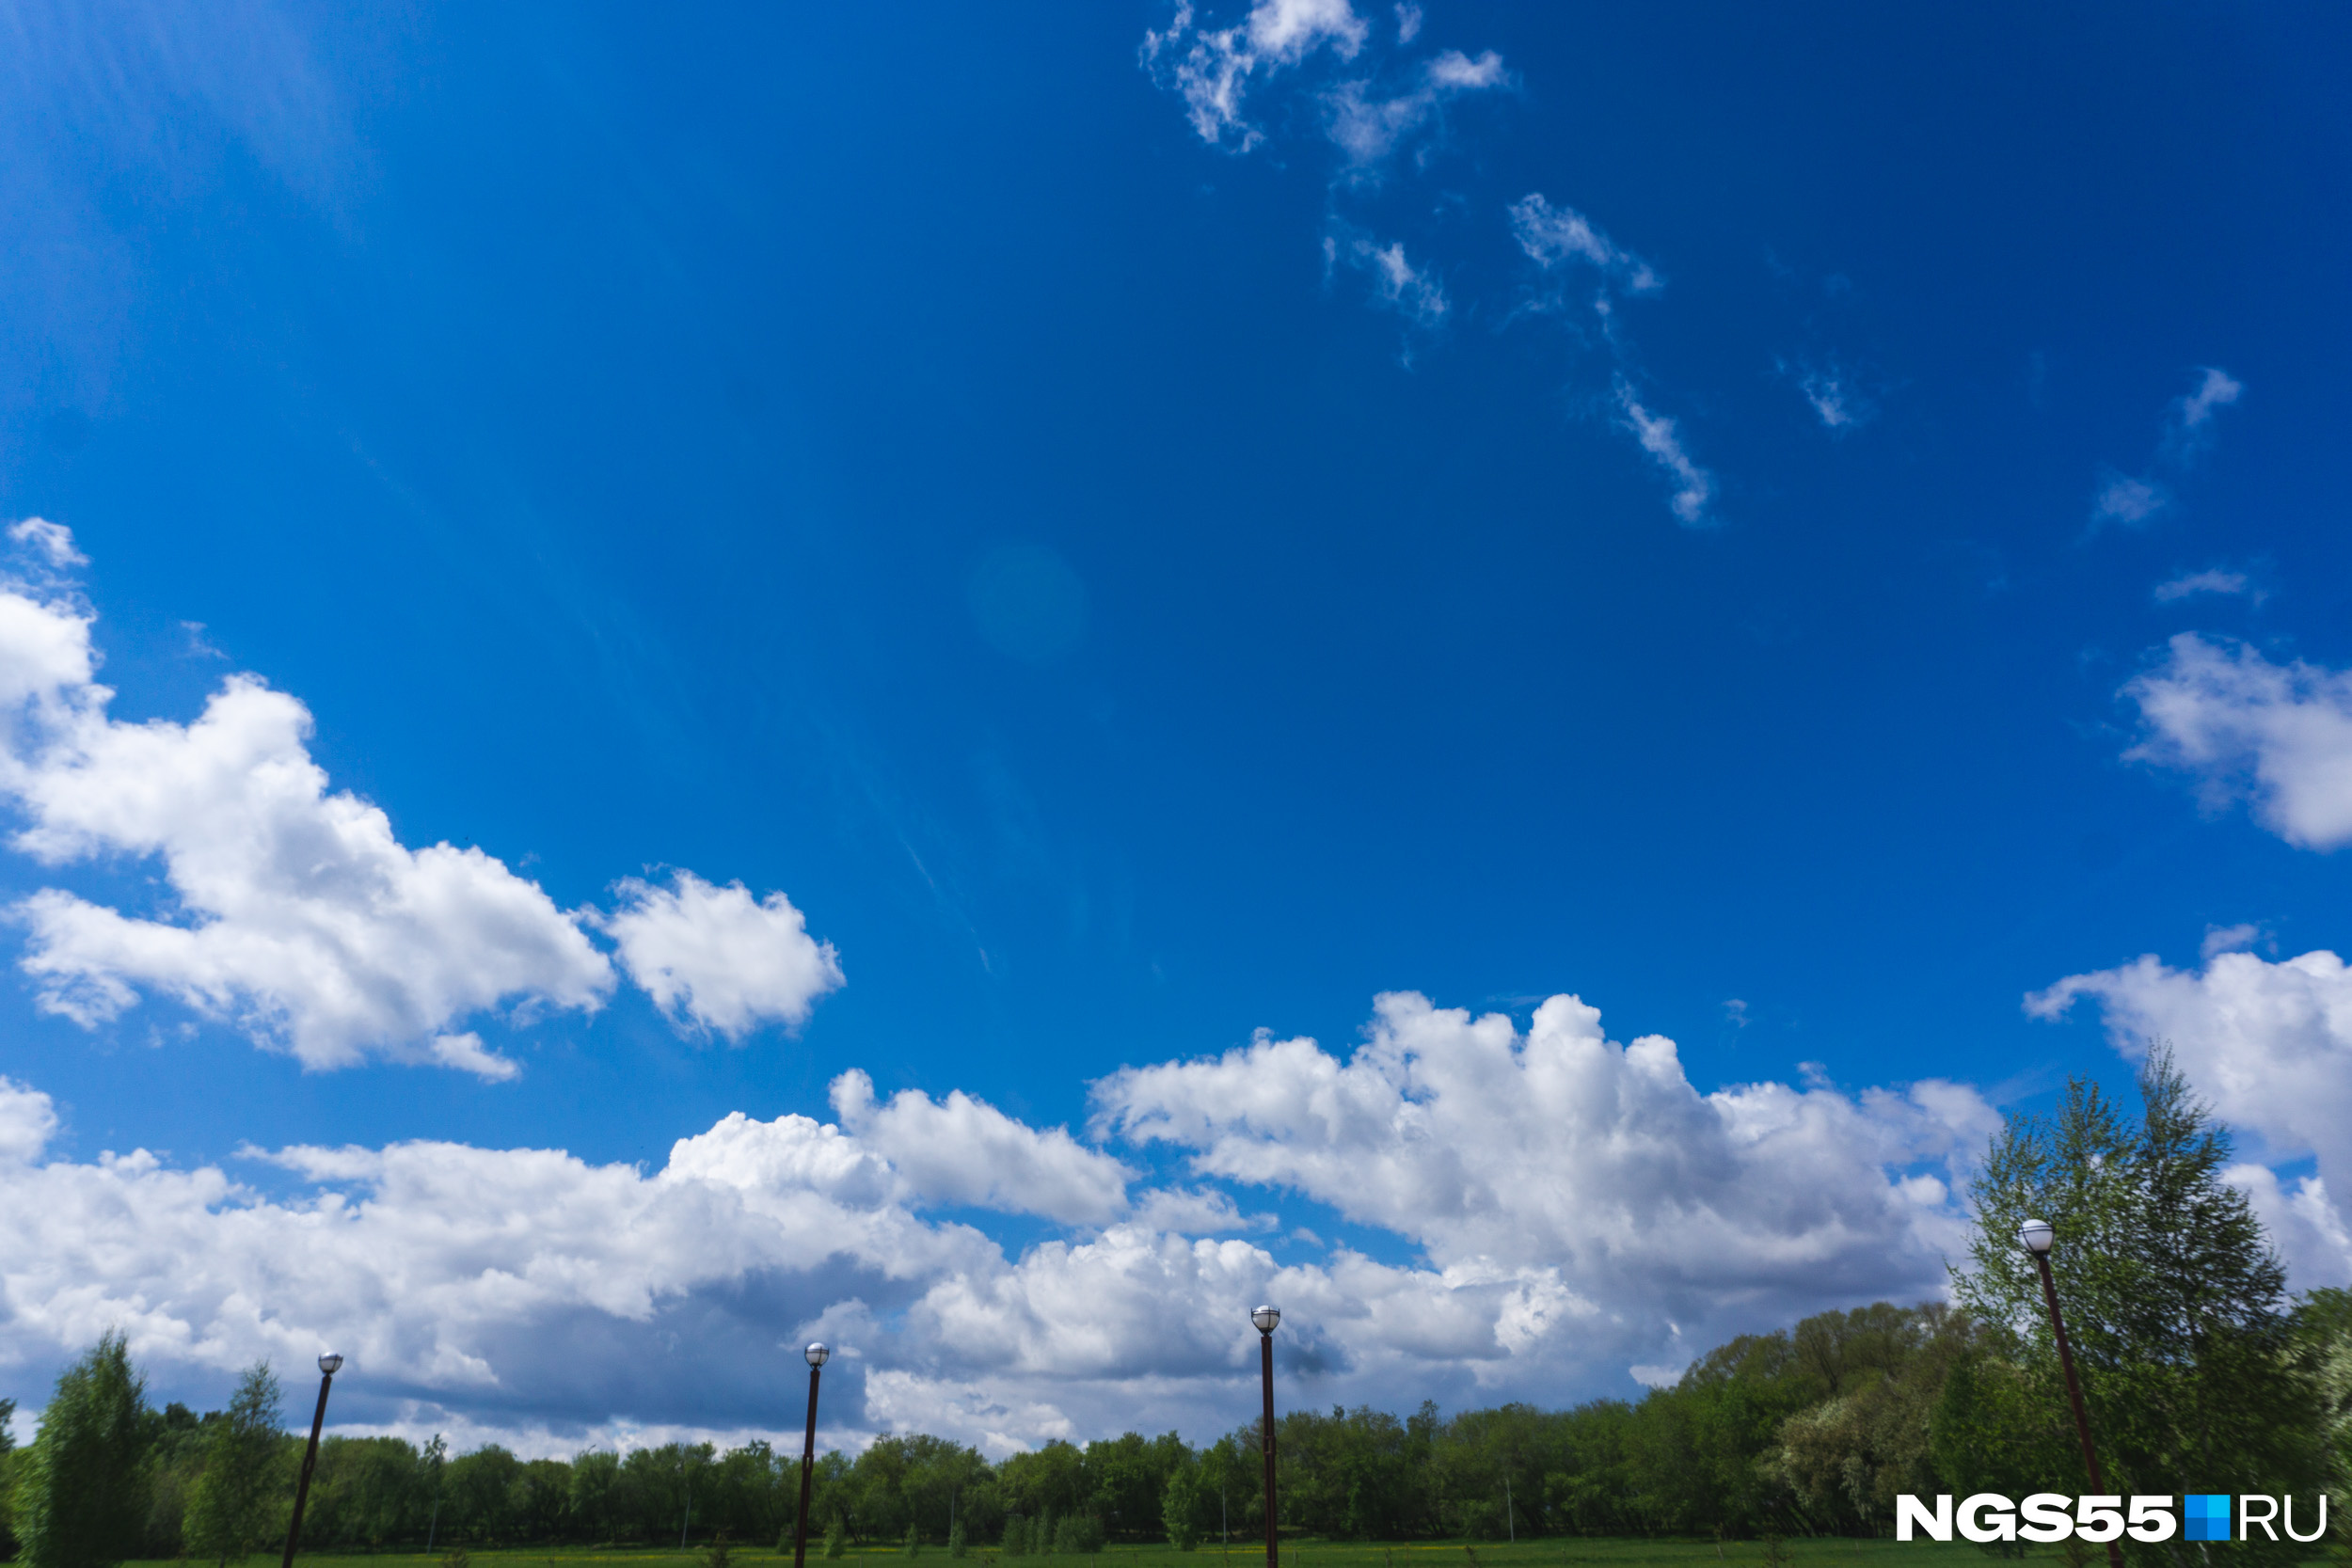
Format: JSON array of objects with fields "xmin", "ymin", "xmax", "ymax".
[
  {"xmin": 604, "ymin": 872, "xmax": 843, "ymax": 1040},
  {"xmin": 2122, "ymin": 632, "xmax": 2352, "ymax": 850},
  {"xmin": 0, "ymin": 529, "xmax": 838, "ymax": 1072},
  {"xmin": 0, "ymin": 990, "xmax": 2016, "ymax": 1448},
  {"xmin": 0, "ymin": 1073, "xmax": 58, "ymax": 1162},
  {"xmin": 1095, "ymin": 990, "xmax": 1996, "ymax": 1338},
  {"xmin": 831, "ymin": 1069, "xmax": 1136, "ymax": 1226},
  {"xmin": 1613, "ymin": 382, "xmax": 1716, "ymax": 527},
  {"xmin": 2027, "ymin": 945, "xmax": 2352, "ymax": 1284}
]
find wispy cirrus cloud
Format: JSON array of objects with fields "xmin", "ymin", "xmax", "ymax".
[
  {"xmin": 1141, "ymin": 0, "xmax": 1375, "ymax": 152},
  {"xmin": 2090, "ymin": 367, "xmax": 2243, "ymax": 531},
  {"xmin": 1142, "ymin": 1, "xmax": 1509, "ymax": 335},
  {"xmin": 1143, "ymin": 6, "xmax": 1712, "ymax": 527},
  {"xmin": 1613, "ymin": 380, "xmax": 1716, "ymax": 528},
  {"xmin": 1506, "ymin": 194, "xmax": 1661, "ymax": 297},
  {"xmin": 2152, "ymin": 566, "xmax": 2264, "ymax": 606},
  {"xmin": 1325, "ymin": 226, "xmax": 1448, "ymax": 331},
  {"xmin": 1776, "ymin": 357, "xmax": 1875, "ymax": 435}
]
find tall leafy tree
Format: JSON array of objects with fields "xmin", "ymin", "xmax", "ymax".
[
  {"xmin": 1946, "ymin": 1047, "xmax": 2325, "ymax": 1565},
  {"xmin": 17, "ymin": 1333, "xmax": 154, "ymax": 1568},
  {"xmin": 183, "ymin": 1362, "xmax": 289, "ymax": 1566}
]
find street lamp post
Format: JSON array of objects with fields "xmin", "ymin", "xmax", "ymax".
[
  {"xmin": 2020, "ymin": 1220, "xmax": 2122, "ymax": 1568},
  {"xmin": 279, "ymin": 1354, "xmax": 343, "ymax": 1568},
  {"xmin": 792, "ymin": 1343, "xmax": 832, "ymax": 1568},
  {"xmin": 1251, "ymin": 1306, "xmax": 1281, "ymax": 1568}
]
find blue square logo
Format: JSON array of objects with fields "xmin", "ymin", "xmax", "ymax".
[{"xmin": 2184, "ymin": 1494, "xmax": 2232, "ymax": 1543}]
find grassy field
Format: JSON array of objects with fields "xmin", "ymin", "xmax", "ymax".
[{"xmin": 123, "ymin": 1540, "xmax": 2071, "ymax": 1568}]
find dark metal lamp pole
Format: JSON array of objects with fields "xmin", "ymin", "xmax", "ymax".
[
  {"xmin": 279, "ymin": 1354, "xmax": 343, "ymax": 1568},
  {"xmin": 2020, "ymin": 1221, "xmax": 2122, "ymax": 1568},
  {"xmin": 1251, "ymin": 1306, "xmax": 1281, "ymax": 1568},
  {"xmin": 792, "ymin": 1342, "xmax": 832, "ymax": 1568}
]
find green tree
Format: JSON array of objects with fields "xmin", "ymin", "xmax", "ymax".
[
  {"xmin": 1947, "ymin": 1048, "xmax": 2327, "ymax": 1565},
  {"xmin": 18, "ymin": 1332, "xmax": 155, "ymax": 1568},
  {"xmin": 2294, "ymin": 1288, "xmax": 2352, "ymax": 1530},
  {"xmin": 1161, "ymin": 1460, "xmax": 1202, "ymax": 1550},
  {"xmin": 184, "ymin": 1362, "xmax": 289, "ymax": 1566},
  {"xmin": 1765, "ymin": 1304, "xmax": 1979, "ymax": 1533},
  {"xmin": 2, "ymin": 1396, "xmax": 20, "ymax": 1562}
]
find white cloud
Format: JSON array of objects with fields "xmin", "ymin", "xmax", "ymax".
[
  {"xmin": 2162, "ymin": 366, "xmax": 2243, "ymax": 463},
  {"xmin": 1326, "ymin": 230, "xmax": 1448, "ymax": 327},
  {"xmin": 2201, "ymin": 921, "xmax": 2262, "ymax": 959},
  {"xmin": 2027, "ymin": 945, "xmax": 2352, "ymax": 1284},
  {"xmin": 7, "ymin": 517, "xmax": 87, "ymax": 570},
  {"xmin": 1094, "ymin": 990, "xmax": 1995, "ymax": 1338},
  {"xmin": 2092, "ymin": 468, "xmax": 2169, "ymax": 527},
  {"xmin": 0, "ymin": 1073, "xmax": 58, "ymax": 1162},
  {"xmin": 1323, "ymin": 50, "xmax": 1509, "ymax": 175},
  {"xmin": 0, "ymin": 543, "xmax": 838, "ymax": 1072},
  {"xmin": 1613, "ymin": 381, "xmax": 1715, "ymax": 527},
  {"xmin": 1142, "ymin": 0, "xmax": 1371, "ymax": 150},
  {"xmin": 2122, "ymin": 632, "xmax": 2352, "ymax": 850},
  {"xmin": 427, "ymin": 1032, "xmax": 521, "ymax": 1083},
  {"xmin": 1393, "ymin": 4, "xmax": 1422, "ymax": 44},
  {"xmin": 2152, "ymin": 567, "xmax": 2260, "ymax": 605},
  {"xmin": 831, "ymin": 1069, "xmax": 1136, "ymax": 1227},
  {"xmin": 604, "ymin": 872, "xmax": 843, "ymax": 1041},
  {"xmin": 1248, "ymin": 0, "xmax": 1368, "ymax": 62},
  {"xmin": 1507, "ymin": 194, "xmax": 1661, "ymax": 294},
  {"xmin": 1780, "ymin": 359, "xmax": 1872, "ymax": 433},
  {"xmin": 2089, "ymin": 368, "xmax": 2243, "ymax": 531},
  {"xmin": 5, "ymin": 661, "xmax": 613, "ymax": 1070},
  {"xmin": 0, "ymin": 989, "xmax": 2016, "ymax": 1448}
]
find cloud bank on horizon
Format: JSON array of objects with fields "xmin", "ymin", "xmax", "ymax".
[{"xmin": 0, "ymin": 987, "xmax": 1995, "ymax": 1457}]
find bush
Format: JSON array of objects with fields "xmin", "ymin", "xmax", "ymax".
[
  {"xmin": 904, "ymin": 1526, "xmax": 921, "ymax": 1559},
  {"xmin": 1049, "ymin": 1516, "xmax": 1102, "ymax": 1557},
  {"xmin": 999, "ymin": 1518, "xmax": 1027, "ymax": 1558},
  {"xmin": 822, "ymin": 1519, "xmax": 847, "ymax": 1561},
  {"xmin": 947, "ymin": 1523, "xmax": 967, "ymax": 1560}
]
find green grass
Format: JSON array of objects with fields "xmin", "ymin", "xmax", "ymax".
[{"xmin": 125, "ymin": 1539, "xmax": 2036, "ymax": 1568}]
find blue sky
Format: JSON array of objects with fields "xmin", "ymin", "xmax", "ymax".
[{"xmin": 4, "ymin": 1, "xmax": 2352, "ymax": 1453}]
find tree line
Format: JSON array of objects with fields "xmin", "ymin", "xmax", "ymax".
[{"xmin": 3, "ymin": 1051, "xmax": 2347, "ymax": 1568}]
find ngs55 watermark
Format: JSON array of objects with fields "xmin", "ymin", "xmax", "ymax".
[{"xmin": 1896, "ymin": 1493, "xmax": 2328, "ymax": 1544}]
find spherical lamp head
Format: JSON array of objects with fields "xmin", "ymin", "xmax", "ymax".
[
  {"xmin": 804, "ymin": 1341, "xmax": 832, "ymax": 1368},
  {"xmin": 318, "ymin": 1353, "xmax": 344, "ymax": 1375},
  {"xmin": 1250, "ymin": 1304, "xmax": 1281, "ymax": 1334},
  {"xmin": 2019, "ymin": 1218, "xmax": 2055, "ymax": 1256}
]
